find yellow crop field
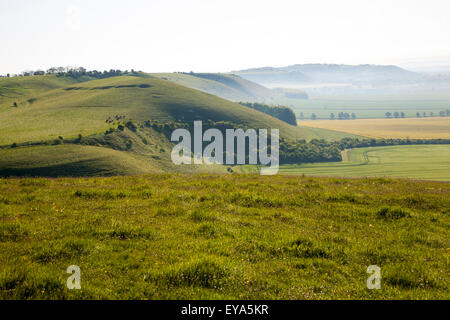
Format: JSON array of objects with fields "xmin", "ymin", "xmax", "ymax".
[{"xmin": 298, "ymin": 117, "xmax": 450, "ymax": 139}]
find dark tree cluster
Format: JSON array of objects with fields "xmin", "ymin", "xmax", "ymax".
[
  {"xmin": 416, "ymin": 110, "xmax": 450, "ymax": 117},
  {"xmin": 143, "ymin": 120, "xmax": 341, "ymax": 164},
  {"xmin": 335, "ymin": 137, "xmax": 450, "ymax": 149},
  {"xmin": 280, "ymin": 136, "xmax": 450, "ymax": 164},
  {"xmin": 5, "ymin": 67, "xmax": 140, "ymax": 79},
  {"xmin": 280, "ymin": 138, "xmax": 341, "ymax": 163},
  {"xmin": 239, "ymin": 102, "xmax": 297, "ymax": 126},
  {"xmin": 330, "ymin": 112, "xmax": 357, "ymax": 120},
  {"xmin": 385, "ymin": 112, "xmax": 406, "ymax": 118},
  {"xmin": 50, "ymin": 67, "xmax": 138, "ymax": 79}
]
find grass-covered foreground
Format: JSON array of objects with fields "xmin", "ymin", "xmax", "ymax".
[{"xmin": 0, "ymin": 174, "xmax": 448, "ymax": 299}]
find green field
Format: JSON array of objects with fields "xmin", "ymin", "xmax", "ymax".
[
  {"xmin": 0, "ymin": 174, "xmax": 448, "ymax": 299},
  {"xmin": 281, "ymin": 92, "xmax": 450, "ymax": 119},
  {"xmin": 273, "ymin": 145, "xmax": 450, "ymax": 181}
]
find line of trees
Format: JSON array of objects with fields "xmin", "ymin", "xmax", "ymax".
[
  {"xmin": 280, "ymin": 136, "xmax": 450, "ymax": 164},
  {"xmin": 385, "ymin": 110, "xmax": 450, "ymax": 118},
  {"xmin": 239, "ymin": 102, "xmax": 297, "ymax": 126},
  {"xmin": 2, "ymin": 67, "xmax": 140, "ymax": 79},
  {"xmin": 415, "ymin": 110, "xmax": 450, "ymax": 117},
  {"xmin": 135, "ymin": 120, "xmax": 450, "ymax": 165},
  {"xmin": 385, "ymin": 112, "xmax": 406, "ymax": 118},
  {"xmin": 330, "ymin": 112, "xmax": 356, "ymax": 120},
  {"xmin": 8, "ymin": 117, "xmax": 450, "ymax": 166},
  {"xmin": 298, "ymin": 112, "xmax": 357, "ymax": 120}
]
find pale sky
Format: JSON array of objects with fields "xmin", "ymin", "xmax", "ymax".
[{"xmin": 1, "ymin": 0, "xmax": 450, "ymax": 74}]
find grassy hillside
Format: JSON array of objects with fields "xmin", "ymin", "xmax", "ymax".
[
  {"xmin": 299, "ymin": 118, "xmax": 450, "ymax": 139},
  {"xmin": 269, "ymin": 145, "xmax": 450, "ymax": 181},
  {"xmin": 0, "ymin": 74, "xmax": 362, "ymax": 176},
  {"xmin": 0, "ymin": 143, "xmax": 232, "ymax": 177},
  {"xmin": 0, "ymin": 74, "xmax": 358, "ymax": 147},
  {"xmin": 0, "ymin": 74, "xmax": 95, "ymax": 106},
  {"xmin": 0, "ymin": 75, "xmax": 313, "ymax": 146},
  {"xmin": 0, "ymin": 174, "xmax": 448, "ymax": 299},
  {"xmin": 0, "ymin": 145, "xmax": 158, "ymax": 176}
]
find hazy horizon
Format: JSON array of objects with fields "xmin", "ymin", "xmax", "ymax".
[{"xmin": 2, "ymin": 0, "xmax": 450, "ymax": 75}]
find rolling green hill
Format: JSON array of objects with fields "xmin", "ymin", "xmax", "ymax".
[
  {"xmin": 0, "ymin": 74, "xmax": 360, "ymax": 176},
  {"xmin": 0, "ymin": 75, "xmax": 311, "ymax": 145},
  {"xmin": 0, "ymin": 145, "xmax": 158, "ymax": 176},
  {"xmin": 0, "ymin": 74, "xmax": 95, "ymax": 106}
]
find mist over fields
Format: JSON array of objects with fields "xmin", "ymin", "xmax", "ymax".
[
  {"xmin": 233, "ymin": 63, "xmax": 450, "ymax": 95},
  {"xmin": 228, "ymin": 63, "xmax": 450, "ymax": 119}
]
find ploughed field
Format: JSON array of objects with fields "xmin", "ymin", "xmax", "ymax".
[{"xmin": 0, "ymin": 174, "xmax": 448, "ymax": 299}]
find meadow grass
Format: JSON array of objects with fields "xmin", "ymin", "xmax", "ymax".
[
  {"xmin": 0, "ymin": 145, "xmax": 158, "ymax": 176},
  {"xmin": 0, "ymin": 74, "xmax": 93, "ymax": 106},
  {"xmin": 0, "ymin": 174, "xmax": 448, "ymax": 299},
  {"xmin": 299, "ymin": 117, "xmax": 450, "ymax": 139},
  {"xmin": 272, "ymin": 145, "xmax": 450, "ymax": 181}
]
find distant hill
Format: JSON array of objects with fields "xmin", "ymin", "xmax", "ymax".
[
  {"xmin": 233, "ymin": 63, "xmax": 424, "ymax": 87},
  {"xmin": 231, "ymin": 67, "xmax": 311, "ymax": 87},
  {"xmin": 151, "ymin": 72, "xmax": 305, "ymax": 102}
]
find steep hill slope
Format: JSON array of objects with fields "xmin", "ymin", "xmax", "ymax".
[
  {"xmin": 151, "ymin": 72, "xmax": 277, "ymax": 101},
  {"xmin": 0, "ymin": 74, "xmax": 95, "ymax": 106},
  {"xmin": 0, "ymin": 75, "xmax": 309, "ymax": 146},
  {"xmin": 0, "ymin": 145, "xmax": 158, "ymax": 176}
]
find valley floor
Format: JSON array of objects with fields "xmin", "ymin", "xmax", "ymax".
[
  {"xmin": 0, "ymin": 174, "xmax": 448, "ymax": 299},
  {"xmin": 275, "ymin": 145, "xmax": 450, "ymax": 181}
]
